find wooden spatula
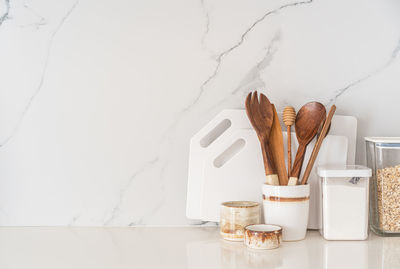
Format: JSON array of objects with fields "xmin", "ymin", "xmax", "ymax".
[{"xmin": 269, "ymin": 105, "xmax": 288, "ymax": 185}]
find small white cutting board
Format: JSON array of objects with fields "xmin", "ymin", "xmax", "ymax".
[{"xmin": 186, "ymin": 109, "xmax": 356, "ymax": 227}]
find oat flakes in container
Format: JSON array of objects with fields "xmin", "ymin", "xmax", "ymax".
[{"xmin": 366, "ymin": 137, "xmax": 400, "ymax": 236}]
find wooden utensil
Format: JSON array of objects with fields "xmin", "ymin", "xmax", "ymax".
[
  {"xmin": 245, "ymin": 91, "xmax": 279, "ymax": 185},
  {"xmin": 269, "ymin": 104, "xmax": 288, "ymax": 185},
  {"xmin": 283, "ymin": 106, "xmax": 296, "ymax": 177},
  {"xmin": 288, "ymin": 102, "xmax": 326, "ymax": 186},
  {"xmin": 317, "ymin": 121, "xmax": 331, "ymax": 139},
  {"xmin": 300, "ymin": 105, "xmax": 336, "ymax": 185}
]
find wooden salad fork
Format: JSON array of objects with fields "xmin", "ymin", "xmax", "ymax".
[{"xmin": 245, "ymin": 91, "xmax": 279, "ymax": 185}]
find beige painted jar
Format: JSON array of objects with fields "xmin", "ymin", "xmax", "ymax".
[{"xmin": 220, "ymin": 201, "xmax": 261, "ymax": 241}]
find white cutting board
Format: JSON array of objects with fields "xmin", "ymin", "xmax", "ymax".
[{"xmin": 186, "ymin": 109, "xmax": 357, "ymax": 228}]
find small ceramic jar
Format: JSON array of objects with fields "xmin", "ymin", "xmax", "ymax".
[
  {"xmin": 220, "ymin": 201, "xmax": 260, "ymax": 241},
  {"xmin": 244, "ymin": 224, "xmax": 282, "ymax": 250}
]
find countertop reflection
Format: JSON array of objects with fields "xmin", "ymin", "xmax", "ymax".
[
  {"xmin": 0, "ymin": 227, "xmax": 398, "ymax": 268},
  {"xmin": 187, "ymin": 228, "xmax": 400, "ymax": 269}
]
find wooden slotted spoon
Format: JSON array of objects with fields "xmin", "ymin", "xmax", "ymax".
[{"xmin": 245, "ymin": 91, "xmax": 279, "ymax": 185}]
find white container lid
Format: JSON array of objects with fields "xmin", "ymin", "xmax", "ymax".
[
  {"xmin": 365, "ymin": 137, "xmax": 400, "ymax": 143},
  {"xmin": 317, "ymin": 165, "xmax": 372, "ymax": 178}
]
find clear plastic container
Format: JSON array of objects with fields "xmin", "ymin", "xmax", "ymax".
[
  {"xmin": 366, "ymin": 137, "xmax": 400, "ymax": 236},
  {"xmin": 317, "ymin": 165, "xmax": 371, "ymax": 240}
]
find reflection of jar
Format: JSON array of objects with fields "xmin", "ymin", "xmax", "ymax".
[
  {"xmin": 220, "ymin": 239, "xmax": 244, "ymax": 269},
  {"xmin": 244, "ymin": 248, "xmax": 283, "ymax": 269},
  {"xmin": 382, "ymin": 238, "xmax": 400, "ymax": 267},
  {"xmin": 368, "ymin": 237, "xmax": 400, "ymax": 268},
  {"xmin": 220, "ymin": 201, "xmax": 260, "ymax": 241}
]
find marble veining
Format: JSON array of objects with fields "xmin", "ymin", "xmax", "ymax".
[
  {"xmin": 327, "ymin": 36, "xmax": 400, "ymax": 106},
  {"xmin": 104, "ymin": 157, "xmax": 159, "ymax": 226},
  {"xmin": 0, "ymin": 0, "xmax": 399, "ymax": 226},
  {"xmin": 0, "ymin": 0, "xmax": 78, "ymax": 148},
  {"xmin": 195, "ymin": 0, "xmax": 313, "ymax": 112},
  {"xmin": 0, "ymin": 0, "xmax": 10, "ymax": 26}
]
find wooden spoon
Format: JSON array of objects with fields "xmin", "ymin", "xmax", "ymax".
[
  {"xmin": 287, "ymin": 102, "xmax": 326, "ymax": 185},
  {"xmin": 301, "ymin": 105, "xmax": 336, "ymax": 185},
  {"xmin": 269, "ymin": 104, "xmax": 288, "ymax": 185},
  {"xmin": 245, "ymin": 92, "xmax": 279, "ymax": 185}
]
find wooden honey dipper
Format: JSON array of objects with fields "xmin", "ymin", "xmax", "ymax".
[{"xmin": 283, "ymin": 106, "xmax": 296, "ymax": 178}]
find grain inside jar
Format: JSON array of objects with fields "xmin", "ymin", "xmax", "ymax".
[{"xmin": 377, "ymin": 165, "xmax": 400, "ymax": 232}]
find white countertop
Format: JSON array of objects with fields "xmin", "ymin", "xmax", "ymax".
[{"xmin": 0, "ymin": 227, "xmax": 399, "ymax": 269}]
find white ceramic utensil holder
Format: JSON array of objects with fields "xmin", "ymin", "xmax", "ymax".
[{"xmin": 262, "ymin": 184, "xmax": 310, "ymax": 241}]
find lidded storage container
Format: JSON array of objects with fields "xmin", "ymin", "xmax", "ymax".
[
  {"xmin": 366, "ymin": 137, "xmax": 400, "ymax": 236},
  {"xmin": 317, "ymin": 165, "xmax": 371, "ymax": 240}
]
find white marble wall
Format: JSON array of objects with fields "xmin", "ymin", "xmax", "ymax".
[{"xmin": 0, "ymin": 0, "xmax": 399, "ymax": 226}]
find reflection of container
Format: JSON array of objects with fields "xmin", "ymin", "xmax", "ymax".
[
  {"xmin": 220, "ymin": 201, "xmax": 260, "ymax": 241},
  {"xmin": 366, "ymin": 137, "xmax": 400, "ymax": 236},
  {"xmin": 318, "ymin": 165, "xmax": 371, "ymax": 240},
  {"xmin": 262, "ymin": 184, "xmax": 310, "ymax": 241},
  {"xmin": 323, "ymin": 241, "xmax": 368, "ymax": 269}
]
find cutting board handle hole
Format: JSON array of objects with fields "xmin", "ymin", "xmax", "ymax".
[
  {"xmin": 200, "ymin": 119, "xmax": 231, "ymax": 148},
  {"xmin": 213, "ymin": 139, "xmax": 245, "ymax": 168}
]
